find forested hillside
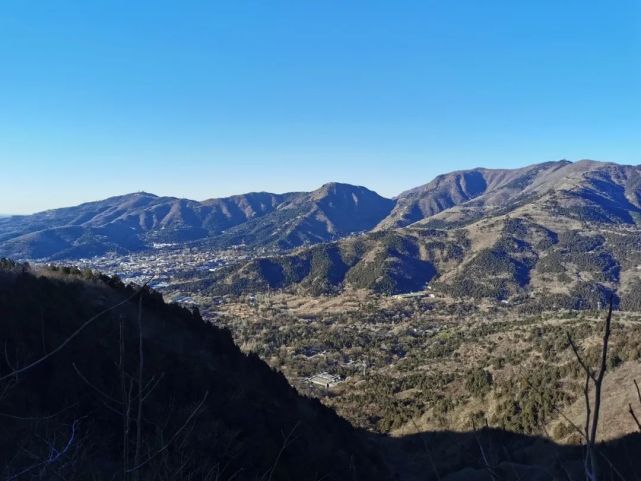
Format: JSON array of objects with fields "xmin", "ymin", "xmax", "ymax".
[{"xmin": 0, "ymin": 260, "xmax": 387, "ymax": 480}]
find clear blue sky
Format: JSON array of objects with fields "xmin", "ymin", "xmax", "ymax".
[{"xmin": 1, "ymin": 1, "xmax": 640, "ymax": 214}]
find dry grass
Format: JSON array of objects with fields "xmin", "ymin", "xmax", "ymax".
[{"xmin": 553, "ymin": 361, "xmax": 641, "ymax": 442}]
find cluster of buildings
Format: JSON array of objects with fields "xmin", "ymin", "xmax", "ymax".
[{"xmin": 73, "ymin": 246, "xmax": 251, "ymax": 288}]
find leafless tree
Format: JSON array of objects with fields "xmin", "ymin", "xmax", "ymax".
[
  {"xmin": 258, "ymin": 421, "xmax": 300, "ymax": 481},
  {"xmin": 73, "ymin": 287, "xmax": 209, "ymax": 480},
  {"xmin": 1, "ymin": 275, "xmax": 211, "ymax": 479},
  {"xmin": 0, "ymin": 279, "xmax": 154, "ymax": 480},
  {"xmin": 628, "ymin": 379, "xmax": 641, "ymax": 432},
  {"xmin": 565, "ymin": 297, "xmax": 613, "ymax": 481},
  {"xmin": 0, "ymin": 281, "xmax": 150, "ymax": 383}
]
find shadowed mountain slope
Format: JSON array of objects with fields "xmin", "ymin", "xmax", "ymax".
[
  {"xmin": 0, "ymin": 260, "xmax": 387, "ymax": 480},
  {"xmin": 380, "ymin": 428, "xmax": 641, "ymax": 481}
]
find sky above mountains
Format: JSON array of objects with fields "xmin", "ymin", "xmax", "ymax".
[{"xmin": 1, "ymin": 1, "xmax": 640, "ymax": 214}]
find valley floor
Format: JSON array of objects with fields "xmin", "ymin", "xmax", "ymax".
[{"xmin": 163, "ymin": 287, "xmax": 641, "ymax": 444}]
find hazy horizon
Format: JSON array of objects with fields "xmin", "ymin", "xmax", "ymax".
[
  {"xmin": 2, "ymin": 1, "xmax": 640, "ymax": 214},
  {"xmin": 2, "ymin": 157, "xmax": 631, "ymax": 215}
]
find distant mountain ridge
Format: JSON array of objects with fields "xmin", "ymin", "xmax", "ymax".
[
  {"xmin": 0, "ymin": 183, "xmax": 392, "ymax": 259},
  {"xmin": 208, "ymin": 182, "xmax": 394, "ymax": 250},
  {"xmin": 378, "ymin": 159, "xmax": 641, "ymax": 229},
  {"xmin": 3, "ymin": 159, "xmax": 641, "ymax": 261},
  {"xmin": 377, "ymin": 160, "xmax": 573, "ymax": 229},
  {"xmin": 189, "ymin": 160, "xmax": 641, "ymax": 306}
]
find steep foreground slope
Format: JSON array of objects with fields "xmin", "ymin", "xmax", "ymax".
[{"xmin": 0, "ymin": 261, "xmax": 387, "ymax": 480}]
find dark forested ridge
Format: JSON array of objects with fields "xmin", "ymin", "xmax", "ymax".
[{"xmin": 0, "ymin": 260, "xmax": 387, "ymax": 480}]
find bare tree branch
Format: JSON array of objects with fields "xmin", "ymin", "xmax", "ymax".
[
  {"xmin": 628, "ymin": 404, "xmax": 641, "ymax": 432},
  {"xmin": 73, "ymin": 362, "xmax": 122, "ymax": 406},
  {"xmin": 0, "ymin": 279, "xmax": 153, "ymax": 382},
  {"xmin": 589, "ymin": 299, "xmax": 613, "ymax": 446},
  {"xmin": 126, "ymin": 390, "xmax": 209, "ymax": 474},
  {"xmin": 629, "ymin": 379, "xmax": 641, "ymax": 432},
  {"xmin": 566, "ymin": 332, "xmax": 595, "ymax": 382},
  {"xmin": 471, "ymin": 419, "xmax": 498, "ymax": 481},
  {"xmin": 551, "ymin": 405, "xmax": 587, "ymax": 442},
  {"xmin": 266, "ymin": 421, "xmax": 300, "ymax": 481},
  {"xmin": 133, "ymin": 293, "xmax": 145, "ymax": 481},
  {"xmin": 410, "ymin": 418, "xmax": 441, "ymax": 481},
  {"xmin": 7, "ymin": 419, "xmax": 81, "ymax": 481},
  {"xmin": 564, "ymin": 295, "xmax": 614, "ymax": 481},
  {"xmin": 121, "ymin": 315, "xmax": 130, "ymax": 481}
]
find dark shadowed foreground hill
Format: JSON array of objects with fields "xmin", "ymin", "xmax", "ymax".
[{"xmin": 0, "ymin": 260, "xmax": 387, "ymax": 480}]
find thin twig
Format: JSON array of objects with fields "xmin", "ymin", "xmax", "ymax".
[
  {"xmin": 7, "ymin": 419, "xmax": 81, "ymax": 480},
  {"xmin": 126, "ymin": 390, "xmax": 209, "ymax": 473},
  {"xmin": 630, "ymin": 379, "xmax": 641, "ymax": 432},
  {"xmin": 551, "ymin": 405, "xmax": 587, "ymax": 442},
  {"xmin": 590, "ymin": 299, "xmax": 613, "ymax": 445},
  {"xmin": 0, "ymin": 279, "xmax": 153, "ymax": 382},
  {"xmin": 627, "ymin": 404, "xmax": 641, "ymax": 432},
  {"xmin": 566, "ymin": 332, "xmax": 595, "ymax": 382},
  {"xmin": 410, "ymin": 418, "xmax": 441, "ymax": 481},
  {"xmin": 0, "ymin": 402, "xmax": 78, "ymax": 421},
  {"xmin": 73, "ymin": 363, "xmax": 122, "ymax": 406},
  {"xmin": 564, "ymin": 296, "xmax": 614, "ymax": 481},
  {"xmin": 133, "ymin": 293, "xmax": 145, "ymax": 481},
  {"xmin": 471, "ymin": 419, "xmax": 497, "ymax": 481},
  {"xmin": 267, "ymin": 421, "xmax": 300, "ymax": 481}
]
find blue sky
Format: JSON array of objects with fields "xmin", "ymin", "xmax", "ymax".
[{"xmin": 1, "ymin": 1, "xmax": 640, "ymax": 214}]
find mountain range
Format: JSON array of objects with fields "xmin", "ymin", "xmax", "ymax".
[
  {"xmin": 191, "ymin": 160, "xmax": 641, "ymax": 307},
  {"xmin": 4, "ymin": 159, "xmax": 641, "ymax": 306},
  {"xmin": 0, "ymin": 183, "xmax": 393, "ymax": 259}
]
